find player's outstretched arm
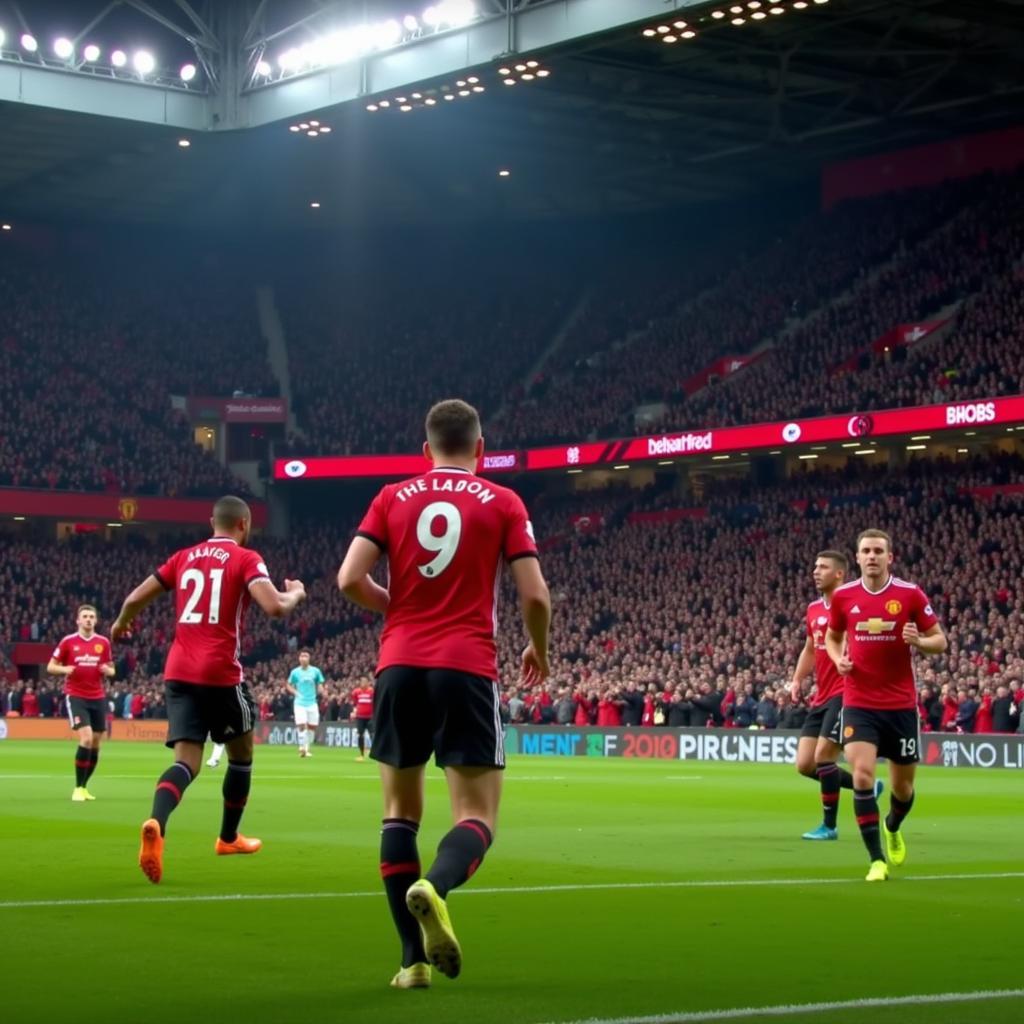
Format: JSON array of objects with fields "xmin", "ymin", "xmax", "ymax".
[
  {"xmin": 510, "ymin": 557, "xmax": 551, "ymax": 685},
  {"xmin": 111, "ymin": 575, "xmax": 166, "ymax": 641},
  {"xmin": 250, "ymin": 579, "xmax": 306, "ymax": 619},
  {"xmin": 337, "ymin": 537, "xmax": 389, "ymax": 614}
]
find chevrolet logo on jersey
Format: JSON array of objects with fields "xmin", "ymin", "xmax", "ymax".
[{"xmin": 855, "ymin": 618, "xmax": 897, "ymax": 635}]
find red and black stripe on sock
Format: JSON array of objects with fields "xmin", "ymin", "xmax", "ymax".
[
  {"xmin": 426, "ymin": 819, "xmax": 493, "ymax": 899},
  {"xmin": 151, "ymin": 762, "xmax": 194, "ymax": 836},
  {"xmin": 74, "ymin": 746, "xmax": 91, "ymax": 787},
  {"xmin": 853, "ymin": 788, "xmax": 885, "ymax": 862},
  {"xmin": 815, "ymin": 762, "xmax": 841, "ymax": 830},
  {"xmin": 886, "ymin": 790, "xmax": 915, "ymax": 833},
  {"xmin": 84, "ymin": 748, "xmax": 99, "ymax": 784},
  {"xmin": 220, "ymin": 761, "xmax": 252, "ymax": 843},
  {"xmin": 380, "ymin": 818, "xmax": 426, "ymax": 969}
]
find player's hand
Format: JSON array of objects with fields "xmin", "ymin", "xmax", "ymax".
[
  {"xmin": 902, "ymin": 622, "xmax": 920, "ymax": 648},
  {"xmin": 834, "ymin": 654, "xmax": 854, "ymax": 675},
  {"xmin": 284, "ymin": 578, "xmax": 306, "ymax": 600},
  {"xmin": 111, "ymin": 619, "xmax": 131, "ymax": 642},
  {"xmin": 789, "ymin": 680, "xmax": 802, "ymax": 703},
  {"xmin": 521, "ymin": 644, "xmax": 549, "ymax": 685}
]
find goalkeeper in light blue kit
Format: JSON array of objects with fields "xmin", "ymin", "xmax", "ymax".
[{"xmin": 287, "ymin": 649, "xmax": 326, "ymax": 757}]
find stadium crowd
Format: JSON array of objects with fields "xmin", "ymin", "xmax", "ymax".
[
  {"xmin": 2, "ymin": 452, "xmax": 1023, "ymax": 736},
  {"xmin": 0, "ymin": 255, "xmax": 271, "ymax": 495}
]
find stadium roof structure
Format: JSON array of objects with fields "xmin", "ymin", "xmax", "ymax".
[{"xmin": 1, "ymin": 0, "xmax": 1023, "ymax": 227}]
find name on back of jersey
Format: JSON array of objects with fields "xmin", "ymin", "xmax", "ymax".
[
  {"xmin": 395, "ymin": 477, "xmax": 496, "ymax": 504},
  {"xmin": 188, "ymin": 544, "xmax": 232, "ymax": 564}
]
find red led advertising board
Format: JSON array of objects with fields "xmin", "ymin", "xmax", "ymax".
[{"xmin": 274, "ymin": 396, "xmax": 1024, "ymax": 481}]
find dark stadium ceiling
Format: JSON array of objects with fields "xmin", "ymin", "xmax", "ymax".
[{"xmin": 1, "ymin": 0, "xmax": 1023, "ymax": 228}]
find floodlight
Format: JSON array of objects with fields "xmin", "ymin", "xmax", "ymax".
[
  {"xmin": 180, "ymin": 63, "xmax": 196, "ymax": 82},
  {"xmin": 133, "ymin": 50, "xmax": 155, "ymax": 75},
  {"xmin": 111, "ymin": 49, "xmax": 127, "ymax": 67},
  {"xmin": 83, "ymin": 44, "xmax": 101, "ymax": 61},
  {"xmin": 438, "ymin": 0, "xmax": 475, "ymax": 27},
  {"xmin": 54, "ymin": 38, "xmax": 74, "ymax": 59},
  {"xmin": 21, "ymin": 33, "xmax": 38, "ymax": 52},
  {"xmin": 403, "ymin": 15, "xmax": 419, "ymax": 31}
]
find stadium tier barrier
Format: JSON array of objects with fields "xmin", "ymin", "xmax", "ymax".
[{"xmin": 4, "ymin": 720, "xmax": 1021, "ymax": 769}]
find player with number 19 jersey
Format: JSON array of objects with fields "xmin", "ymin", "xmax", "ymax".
[
  {"xmin": 154, "ymin": 537, "xmax": 272, "ymax": 685},
  {"xmin": 356, "ymin": 466, "xmax": 538, "ymax": 680}
]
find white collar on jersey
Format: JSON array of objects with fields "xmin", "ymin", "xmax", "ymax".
[
  {"xmin": 858, "ymin": 574, "xmax": 893, "ymax": 596},
  {"xmin": 208, "ymin": 535, "xmax": 239, "ymax": 544},
  {"xmin": 430, "ymin": 466, "xmax": 473, "ymax": 475}
]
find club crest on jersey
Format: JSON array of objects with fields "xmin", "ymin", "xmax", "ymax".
[
  {"xmin": 816, "ymin": 616, "xmax": 828, "ymax": 625},
  {"xmin": 94, "ymin": 643, "xmax": 103, "ymax": 653},
  {"xmin": 855, "ymin": 618, "xmax": 896, "ymax": 634},
  {"xmin": 885, "ymin": 600, "xmax": 902, "ymax": 615}
]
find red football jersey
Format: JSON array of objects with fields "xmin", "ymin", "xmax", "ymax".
[
  {"xmin": 829, "ymin": 576, "xmax": 939, "ymax": 710},
  {"xmin": 357, "ymin": 467, "xmax": 539, "ymax": 679},
  {"xmin": 352, "ymin": 686, "xmax": 374, "ymax": 719},
  {"xmin": 807, "ymin": 598, "xmax": 844, "ymax": 706},
  {"xmin": 154, "ymin": 536, "xmax": 271, "ymax": 686},
  {"xmin": 53, "ymin": 632, "xmax": 112, "ymax": 700}
]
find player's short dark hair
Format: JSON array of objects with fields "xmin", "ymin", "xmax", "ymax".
[
  {"xmin": 816, "ymin": 549, "xmax": 849, "ymax": 572},
  {"xmin": 212, "ymin": 495, "xmax": 251, "ymax": 529},
  {"xmin": 425, "ymin": 399, "xmax": 481, "ymax": 456},
  {"xmin": 856, "ymin": 528, "xmax": 892, "ymax": 552},
  {"xmin": 76, "ymin": 604, "xmax": 97, "ymax": 617},
  {"xmin": 299, "ymin": 649, "xmax": 311, "ymax": 657}
]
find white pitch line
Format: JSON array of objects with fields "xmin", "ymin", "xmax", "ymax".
[
  {"xmin": 533, "ymin": 987, "xmax": 1024, "ymax": 1024},
  {"xmin": 2, "ymin": 870, "xmax": 1022, "ymax": 911}
]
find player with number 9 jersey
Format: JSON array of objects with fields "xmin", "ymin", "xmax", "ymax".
[
  {"xmin": 356, "ymin": 467, "xmax": 538, "ymax": 680},
  {"xmin": 155, "ymin": 538, "xmax": 272, "ymax": 685}
]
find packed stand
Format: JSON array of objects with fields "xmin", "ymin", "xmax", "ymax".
[
  {"xmin": 3, "ymin": 451, "xmax": 1024, "ymax": 735},
  {"xmin": 280, "ymin": 258, "xmax": 578, "ymax": 456},
  {"xmin": 491, "ymin": 178, "xmax": 977, "ymax": 447},
  {"xmin": 0, "ymin": 252, "xmax": 273, "ymax": 495},
  {"xmin": 673, "ymin": 167, "xmax": 1024, "ymax": 429}
]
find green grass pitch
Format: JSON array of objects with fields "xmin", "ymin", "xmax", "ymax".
[{"xmin": 2, "ymin": 740, "xmax": 1022, "ymax": 1024}]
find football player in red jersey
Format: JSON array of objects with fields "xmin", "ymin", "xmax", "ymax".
[
  {"xmin": 790, "ymin": 550, "xmax": 884, "ymax": 840},
  {"xmin": 111, "ymin": 495, "xmax": 307, "ymax": 884},
  {"xmin": 826, "ymin": 528, "xmax": 947, "ymax": 881},
  {"xmin": 350, "ymin": 677, "xmax": 375, "ymax": 762},
  {"xmin": 47, "ymin": 604, "xmax": 116, "ymax": 802},
  {"xmin": 338, "ymin": 399, "xmax": 551, "ymax": 990}
]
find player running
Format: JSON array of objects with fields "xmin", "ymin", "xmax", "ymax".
[
  {"xmin": 338, "ymin": 399, "xmax": 551, "ymax": 990},
  {"xmin": 791, "ymin": 550, "xmax": 882, "ymax": 840},
  {"xmin": 350, "ymin": 677, "xmax": 374, "ymax": 761},
  {"xmin": 111, "ymin": 495, "xmax": 306, "ymax": 884},
  {"xmin": 47, "ymin": 604, "xmax": 115, "ymax": 802},
  {"xmin": 287, "ymin": 649, "xmax": 325, "ymax": 757},
  {"xmin": 826, "ymin": 528, "xmax": 946, "ymax": 881}
]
